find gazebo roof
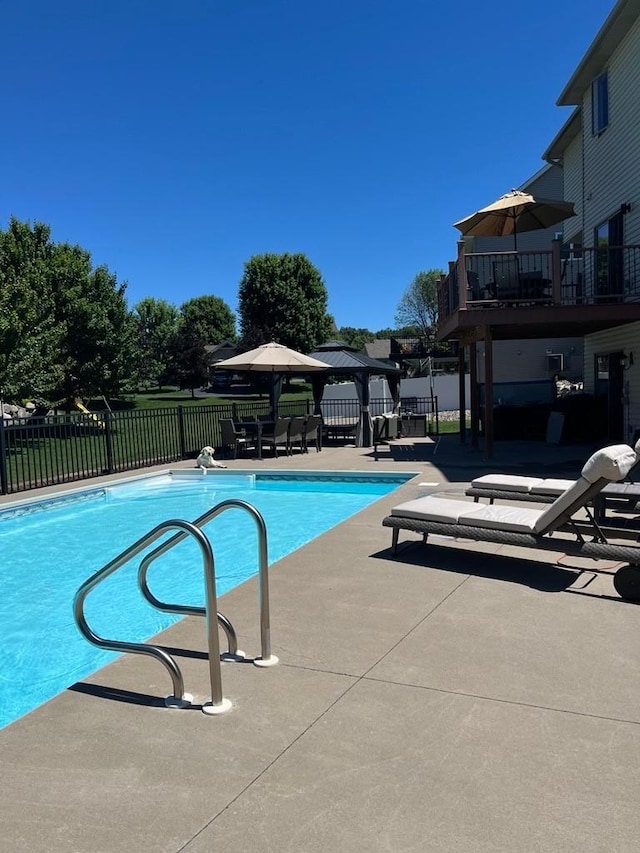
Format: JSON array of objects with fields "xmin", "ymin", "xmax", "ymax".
[{"xmin": 307, "ymin": 342, "xmax": 401, "ymax": 375}]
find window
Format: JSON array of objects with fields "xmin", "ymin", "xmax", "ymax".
[
  {"xmin": 594, "ymin": 211, "xmax": 624, "ymax": 298},
  {"xmin": 547, "ymin": 354, "xmax": 564, "ymax": 373},
  {"xmin": 592, "ymin": 72, "xmax": 609, "ymax": 135}
]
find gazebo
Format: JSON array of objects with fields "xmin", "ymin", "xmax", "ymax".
[{"xmin": 306, "ymin": 341, "xmax": 402, "ymax": 447}]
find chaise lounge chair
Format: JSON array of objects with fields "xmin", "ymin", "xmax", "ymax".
[
  {"xmin": 464, "ymin": 438, "xmax": 640, "ymax": 529},
  {"xmin": 382, "ymin": 443, "xmax": 640, "ymax": 602}
]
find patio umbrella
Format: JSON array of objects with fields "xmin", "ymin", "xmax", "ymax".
[
  {"xmin": 453, "ymin": 189, "xmax": 576, "ymax": 249},
  {"xmin": 214, "ymin": 342, "xmax": 331, "ymax": 417}
]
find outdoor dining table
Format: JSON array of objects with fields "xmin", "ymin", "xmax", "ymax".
[{"xmin": 234, "ymin": 420, "xmax": 276, "ymax": 460}]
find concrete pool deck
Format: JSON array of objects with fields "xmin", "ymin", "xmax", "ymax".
[{"xmin": 2, "ymin": 434, "xmax": 640, "ymax": 852}]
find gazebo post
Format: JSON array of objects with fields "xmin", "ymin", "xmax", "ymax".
[{"xmin": 305, "ymin": 341, "xmax": 402, "ymax": 449}]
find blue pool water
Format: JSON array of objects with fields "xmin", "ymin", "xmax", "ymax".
[{"xmin": 0, "ymin": 470, "xmax": 411, "ymax": 728}]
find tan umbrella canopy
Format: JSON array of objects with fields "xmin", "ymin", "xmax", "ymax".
[
  {"xmin": 215, "ymin": 341, "xmax": 331, "ymax": 372},
  {"xmin": 215, "ymin": 342, "xmax": 331, "ymax": 417},
  {"xmin": 454, "ymin": 189, "xmax": 576, "ymax": 249}
]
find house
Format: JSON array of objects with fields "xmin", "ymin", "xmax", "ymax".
[
  {"xmin": 204, "ymin": 340, "xmax": 238, "ymax": 387},
  {"xmin": 436, "ymin": 0, "xmax": 640, "ymax": 453},
  {"xmin": 543, "ymin": 0, "xmax": 640, "ymax": 444}
]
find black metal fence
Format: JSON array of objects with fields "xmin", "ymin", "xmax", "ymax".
[
  {"xmin": 320, "ymin": 396, "xmax": 438, "ymax": 424},
  {"xmin": 0, "ymin": 396, "xmax": 439, "ymax": 495}
]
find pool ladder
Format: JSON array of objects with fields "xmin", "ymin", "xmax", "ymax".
[{"xmin": 73, "ymin": 499, "xmax": 278, "ymax": 716}]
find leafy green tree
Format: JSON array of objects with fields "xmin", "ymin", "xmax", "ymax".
[
  {"xmin": 178, "ymin": 295, "xmax": 236, "ymax": 345},
  {"xmin": 0, "ymin": 218, "xmax": 64, "ymax": 402},
  {"xmin": 166, "ymin": 329, "xmax": 209, "ymax": 396},
  {"xmin": 337, "ymin": 326, "xmax": 375, "ymax": 352},
  {"xmin": 51, "ymin": 245, "xmax": 137, "ymax": 404},
  {"xmin": 238, "ymin": 253, "xmax": 333, "ymax": 352},
  {"xmin": 0, "ymin": 217, "xmax": 136, "ymax": 406},
  {"xmin": 375, "ymin": 325, "xmax": 420, "ymax": 339},
  {"xmin": 132, "ymin": 297, "xmax": 180, "ymax": 389},
  {"xmin": 394, "ymin": 269, "xmax": 444, "ymax": 339}
]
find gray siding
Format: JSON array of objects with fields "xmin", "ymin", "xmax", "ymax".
[
  {"xmin": 579, "ymin": 16, "xmax": 640, "ymax": 247},
  {"xmin": 562, "ymin": 133, "xmax": 583, "ymax": 242},
  {"xmin": 584, "ymin": 321, "xmax": 640, "ymax": 442}
]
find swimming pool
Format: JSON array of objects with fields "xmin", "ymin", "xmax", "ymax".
[{"xmin": 0, "ymin": 469, "xmax": 413, "ymax": 728}]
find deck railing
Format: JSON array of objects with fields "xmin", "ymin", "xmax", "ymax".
[{"xmin": 438, "ymin": 242, "xmax": 640, "ymax": 322}]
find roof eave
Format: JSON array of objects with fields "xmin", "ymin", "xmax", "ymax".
[
  {"xmin": 557, "ymin": 0, "xmax": 640, "ymax": 105},
  {"xmin": 543, "ymin": 108, "xmax": 582, "ymax": 163}
]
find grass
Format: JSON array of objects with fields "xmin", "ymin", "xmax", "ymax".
[
  {"xmin": 123, "ymin": 382, "xmax": 313, "ymax": 411},
  {"xmin": 2, "ymin": 390, "xmax": 312, "ymax": 494},
  {"xmin": 438, "ymin": 420, "xmax": 465, "ymax": 434}
]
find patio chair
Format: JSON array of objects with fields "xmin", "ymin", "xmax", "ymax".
[
  {"xmin": 303, "ymin": 414, "xmax": 322, "ymax": 452},
  {"xmin": 287, "ymin": 416, "xmax": 307, "ymax": 454},
  {"xmin": 382, "ymin": 443, "xmax": 640, "ymax": 602},
  {"xmin": 261, "ymin": 416, "xmax": 291, "ymax": 458},
  {"xmin": 372, "ymin": 414, "xmax": 400, "ymax": 460},
  {"xmin": 493, "ymin": 257, "xmax": 520, "ymax": 302},
  {"xmin": 220, "ymin": 418, "xmax": 252, "ymax": 459},
  {"xmin": 466, "ymin": 270, "xmax": 482, "ymax": 301}
]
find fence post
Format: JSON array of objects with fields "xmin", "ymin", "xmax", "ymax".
[
  {"xmin": 177, "ymin": 406, "xmax": 186, "ymax": 458},
  {"xmin": 0, "ymin": 416, "xmax": 7, "ymax": 494},
  {"xmin": 104, "ymin": 410, "xmax": 114, "ymax": 474}
]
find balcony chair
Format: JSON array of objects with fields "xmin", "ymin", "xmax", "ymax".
[{"xmin": 492, "ymin": 257, "xmax": 521, "ymax": 302}]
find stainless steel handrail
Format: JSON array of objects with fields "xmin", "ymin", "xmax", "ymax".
[
  {"xmin": 138, "ymin": 499, "xmax": 277, "ymax": 666},
  {"xmin": 73, "ymin": 518, "xmax": 231, "ymax": 713}
]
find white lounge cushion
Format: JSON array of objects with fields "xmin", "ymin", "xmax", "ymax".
[
  {"xmin": 533, "ymin": 476, "xmax": 593, "ymax": 533},
  {"xmin": 530, "ymin": 478, "xmax": 574, "ymax": 495},
  {"xmin": 581, "ymin": 444, "xmax": 637, "ymax": 483},
  {"xmin": 460, "ymin": 504, "xmax": 544, "ymax": 533},
  {"xmin": 390, "ymin": 496, "xmax": 487, "ymax": 523},
  {"xmin": 470, "ymin": 474, "xmax": 543, "ymax": 492}
]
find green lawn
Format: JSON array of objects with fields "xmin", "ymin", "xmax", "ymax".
[{"xmin": 124, "ymin": 382, "xmax": 313, "ymax": 410}]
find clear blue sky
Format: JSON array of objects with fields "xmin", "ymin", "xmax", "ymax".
[{"xmin": 1, "ymin": 0, "xmax": 614, "ymax": 334}]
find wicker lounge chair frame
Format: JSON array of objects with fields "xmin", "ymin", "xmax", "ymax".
[{"xmin": 382, "ymin": 444, "xmax": 640, "ymax": 602}]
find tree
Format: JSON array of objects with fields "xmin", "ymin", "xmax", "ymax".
[
  {"xmin": 375, "ymin": 325, "xmax": 420, "ymax": 339},
  {"xmin": 178, "ymin": 295, "xmax": 236, "ymax": 345},
  {"xmin": 337, "ymin": 326, "xmax": 375, "ymax": 352},
  {"xmin": 51, "ymin": 247, "xmax": 137, "ymax": 404},
  {"xmin": 0, "ymin": 217, "xmax": 135, "ymax": 406},
  {"xmin": 0, "ymin": 218, "xmax": 63, "ymax": 402},
  {"xmin": 166, "ymin": 329, "xmax": 209, "ymax": 396},
  {"xmin": 238, "ymin": 253, "xmax": 333, "ymax": 352},
  {"xmin": 394, "ymin": 269, "xmax": 443, "ymax": 339},
  {"xmin": 132, "ymin": 297, "xmax": 180, "ymax": 389}
]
